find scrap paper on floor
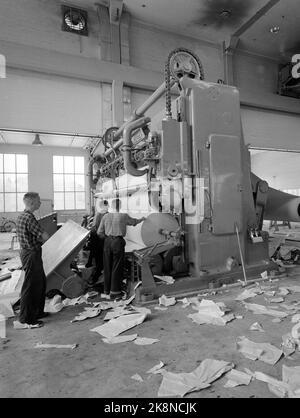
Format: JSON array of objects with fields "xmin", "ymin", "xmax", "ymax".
[
  {"xmin": 224, "ymin": 369, "xmax": 252, "ymax": 388},
  {"xmin": 243, "ymin": 302, "xmax": 288, "ymax": 318},
  {"xmin": 146, "ymin": 361, "xmax": 165, "ymax": 374},
  {"xmin": 157, "ymin": 359, "xmax": 233, "ymax": 397},
  {"xmin": 134, "ymin": 337, "xmax": 159, "ymax": 345},
  {"xmin": 71, "ymin": 307, "xmax": 101, "ymax": 322},
  {"xmin": 237, "ymin": 336, "xmax": 283, "ymax": 365},
  {"xmin": 90, "ymin": 312, "xmax": 148, "ymax": 338},
  {"xmin": 188, "ymin": 299, "xmax": 235, "ymax": 326},
  {"xmin": 34, "ymin": 342, "xmax": 77, "ymax": 349},
  {"xmin": 159, "ymin": 295, "xmax": 176, "ymax": 307}
]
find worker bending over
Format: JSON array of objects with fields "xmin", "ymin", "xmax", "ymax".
[
  {"xmin": 15, "ymin": 192, "xmax": 49, "ymax": 328},
  {"xmin": 98, "ymin": 198, "xmax": 145, "ymax": 300}
]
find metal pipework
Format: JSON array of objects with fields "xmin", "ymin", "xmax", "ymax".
[
  {"xmin": 102, "ymin": 79, "xmax": 176, "ymax": 158},
  {"xmin": 123, "ymin": 116, "xmax": 151, "ymax": 177}
]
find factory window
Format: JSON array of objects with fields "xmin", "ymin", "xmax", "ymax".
[
  {"xmin": 53, "ymin": 156, "xmax": 85, "ymax": 210},
  {"xmin": 0, "ymin": 154, "xmax": 28, "ymax": 212}
]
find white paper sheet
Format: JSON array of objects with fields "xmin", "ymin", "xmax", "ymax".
[
  {"xmin": 90, "ymin": 313, "xmax": 148, "ymax": 338},
  {"xmin": 157, "ymin": 359, "xmax": 233, "ymax": 397},
  {"xmin": 34, "ymin": 342, "xmax": 77, "ymax": 349},
  {"xmin": 237, "ymin": 336, "xmax": 283, "ymax": 365},
  {"xmin": 243, "ymin": 302, "xmax": 288, "ymax": 318},
  {"xmin": 224, "ymin": 369, "xmax": 252, "ymax": 387},
  {"xmin": 134, "ymin": 337, "xmax": 159, "ymax": 345},
  {"xmin": 159, "ymin": 295, "xmax": 176, "ymax": 307}
]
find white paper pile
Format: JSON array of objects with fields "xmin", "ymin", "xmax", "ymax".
[
  {"xmin": 159, "ymin": 295, "xmax": 176, "ymax": 307},
  {"xmin": 188, "ymin": 299, "xmax": 235, "ymax": 326},
  {"xmin": 157, "ymin": 359, "xmax": 233, "ymax": 397},
  {"xmin": 237, "ymin": 336, "xmax": 283, "ymax": 365},
  {"xmin": 224, "ymin": 369, "xmax": 252, "ymax": 388}
]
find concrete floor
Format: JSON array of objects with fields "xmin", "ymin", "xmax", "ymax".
[{"xmin": 1, "ymin": 272, "xmax": 300, "ymax": 398}]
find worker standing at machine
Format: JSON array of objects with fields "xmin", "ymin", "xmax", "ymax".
[
  {"xmin": 86, "ymin": 199, "xmax": 109, "ymax": 289},
  {"xmin": 98, "ymin": 198, "xmax": 145, "ymax": 300},
  {"xmin": 14, "ymin": 192, "xmax": 50, "ymax": 329}
]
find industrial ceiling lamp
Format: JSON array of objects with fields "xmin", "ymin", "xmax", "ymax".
[
  {"xmin": 61, "ymin": 5, "xmax": 88, "ymax": 36},
  {"xmin": 32, "ymin": 134, "xmax": 43, "ymax": 146}
]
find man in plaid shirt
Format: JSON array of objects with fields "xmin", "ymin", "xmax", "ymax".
[{"xmin": 14, "ymin": 192, "xmax": 50, "ymax": 329}]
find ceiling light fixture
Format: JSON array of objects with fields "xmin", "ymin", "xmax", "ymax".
[
  {"xmin": 32, "ymin": 134, "xmax": 43, "ymax": 146},
  {"xmin": 61, "ymin": 6, "xmax": 88, "ymax": 36},
  {"xmin": 270, "ymin": 26, "xmax": 280, "ymax": 34}
]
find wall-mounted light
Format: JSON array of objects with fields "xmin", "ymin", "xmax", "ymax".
[{"xmin": 32, "ymin": 134, "xmax": 43, "ymax": 146}]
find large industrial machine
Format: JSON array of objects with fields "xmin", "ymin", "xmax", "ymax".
[{"xmin": 89, "ymin": 48, "xmax": 300, "ymax": 300}]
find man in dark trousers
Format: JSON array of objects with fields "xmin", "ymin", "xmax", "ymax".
[
  {"xmin": 14, "ymin": 192, "xmax": 49, "ymax": 329},
  {"xmin": 98, "ymin": 198, "xmax": 145, "ymax": 300},
  {"xmin": 86, "ymin": 199, "xmax": 109, "ymax": 288}
]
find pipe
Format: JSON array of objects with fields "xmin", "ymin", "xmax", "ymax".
[
  {"xmin": 102, "ymin": 79, "xmax": 176, "ymax": 158},
  {"xmin": 123, "ymin": 116, "xmax": 151, "ymax": 177}
]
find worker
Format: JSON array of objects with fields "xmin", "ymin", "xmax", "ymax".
[
  {"xmin": 86, "ymin": 199, "xmax": 109, "ymax": 289},
  {"xmin": 98, "ymin": 198, "xmax": 146, "ymax": 300},
  {"xmin": 14, "ymin": 192, "xmax": 50, "ymax": 329}
]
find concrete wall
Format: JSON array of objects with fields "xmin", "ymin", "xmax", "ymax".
[{"xmin": 0, "ymin": 144, "xmax": 90, "ymax": 222}]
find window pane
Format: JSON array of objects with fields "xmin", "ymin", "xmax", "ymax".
[
  {"xmin": 0, "ymin": 154, "xmax": 3, "ymax": 172},
  {"xmin": 74, "ymin": 174, "xmax": 85, "ymax": 191},
  {"xmin": 17, "ymin": 193, "xmax": 25, "ymax": 211},
  {"xmin": 64, "ymin": 156, "xmax": 74, "ymax": 173},
  {"xmin": 0, "ymin": 173, "xmax": 3, "ymax": 192},
  {"xmin": 53, "ymin": 156, "xmax": 64, "ymax": 173},
  {"xmin": 54, "ymin": 192, "xmax": 64, "ymax": 210},
  {"xmin": 4, "ymin": 154, "xmax": 15, "ymax": 173},
  {"xmin": 65, "ymin": 192, "xmax": 75, "ymax": 210},
  {"xmin": 0, "ymin": 194, "xmax": 3, "ymax": 212},
  {"xmin": 75, "ymin": 192, "xmax": 85, "ymax": 210},
  {"xmin": 5, "ymin": 193, "xmax": 16, "ymax": 212},
  {"xmin": 4, "ymin": 173, "xmax": 16, "ymax": 192},
  {"xmin": 64, "ymin": 174, "xmax": 74, "ymax": 192},
  {"xmin": 16, "ymin": 174, "xmax": 28, "ymax": 192},
  {"xmin": 53, "ymin": 174, "xmax": 64, "ymax": 192},
  {"xmin": 16, "ymin": 155, "xmax": 28, "ymax": 173},
  {"xmin": 75, "ymin": 156, "xmax": 84, "ymax": 174}
]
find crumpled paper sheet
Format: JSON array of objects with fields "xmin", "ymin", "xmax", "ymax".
[
  {"xmin": 237, "ymin": 336, "xmax": 283, "ymax": 365},
  {"xmin": 104, "ymin": 306, "xmax": 151, "ymax": 321},
  {"xmin": 255, "ymin": 365, "xmax": 300, "ymax": 398},
  {"xmin": 281, "ymin": 333, "xmax": 296, "ymax": 357},
  {"xmin": 188, "ymin": 299, "xmax": 235, "ymax": 326},
  {"xmin": 157, "ymin": 359, "xmax": 233, "ymax": 397},
  {"xmin": 71, "ymin": 307, "xmax": 101, "ymax": 322},
  {"xmin": 90, "ymin": 313, "xmax": 148, "ymax": 338},
  {"xmin": 44, "ymin": 295, "xmax": 64, "ymax": 313},
  {"xmin": 159, "ymin": 295, "xmax": 176, "ymax": 307},
  {"xmin": 224, "ymin": 369, "xmax": 252, "ymax": 388},
  {"xmin": 243, "ymin": 302, "xmax": 288, "ymax": 318},
  {"xmin": 102, "ymin": 334, "xmax": 137, "ymax": 344}
]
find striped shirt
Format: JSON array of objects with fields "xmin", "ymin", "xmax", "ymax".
[
  {"xmin": 98, "ymin": 213, "xmax": 140, "ymax": 237},
  {"xmin": 16, "ymin": 210, "xmax": 43, "ymax": 250}
]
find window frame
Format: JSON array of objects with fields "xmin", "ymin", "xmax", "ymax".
[
  {"xmin": 0, "ymin": 153, "xmax": 28, "ymax": 212},
  {"xmin": 53, "ymin": 155, "xmax": 86, "ymax": 211}
]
